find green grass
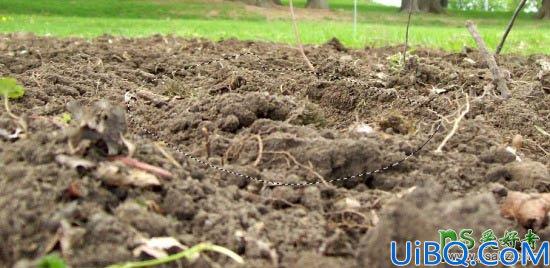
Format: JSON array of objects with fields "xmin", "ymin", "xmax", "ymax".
[
  {"xmin": 0, "ymin": 0, "xmax": 263, "ymax": 20},
  {"xmin": 0, "ymin": 0, "xmax": 548, "ymax": 54}
]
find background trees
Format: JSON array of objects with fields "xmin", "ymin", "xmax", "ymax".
[
  {"xmin": 399, "ymin": 0, "xmax": 548, "ymax": 17},
  {"xmin": 238, "ymin": 0, "xmax": 549, "ymax": 18},
  {"xmin": 540, "ymin": 0, "xmax": 550, "ymax": 18}
]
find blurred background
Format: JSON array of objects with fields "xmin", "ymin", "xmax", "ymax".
[{"xmin": 0, "ymin": 0, "xmax": 548, "ymax": 53}]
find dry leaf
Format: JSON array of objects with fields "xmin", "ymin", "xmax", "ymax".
[
  {"xmin": 94, "ymin": 162, "xmax": 160, "ymax": 187},
  {"xmin": 350, "ymin": 123, "xmax": 374, "ymax": 135},
  {"xmin": 56, "ymin": 154, "xmax": 96, "ymax": 171},
  {"xmin": 0, "ymin": 127, "xmax": 21, "ymax": 141},
  {"xmin": 133, "ymin": 237, "xmax": 187, "ymax": 259},
  {"xmin": 511, "ymin": 134, "xmax": 523, "ymax": 150},
  {"xmin": 127, "ymin": 170, "xmax": 161, "ymax": 187}
]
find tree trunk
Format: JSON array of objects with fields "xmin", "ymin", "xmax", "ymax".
[
  {"xmin": 539, "ymin": 0, "xmax": 550, "ymax": 19},
  {"xmin": 306, "ymin": 0, "xmax": 329, "ymax": 9},
  {"xmin": 400, "ymin": 0, "xmax": 420, "ymax": 12},
  {"xmin": 440, "ymin": 0, "xmax": 448, "ymax": 8},
  {"xmin": 419, "ymin": 0, "xmax": 444, "ymax": 12},
  {"xmin": 401, "ymin": 0, "xmax": 444, "ymax": 13},
  {"xmin": 237, "ymin": 0, "xmax": 282, "ymax": 7}
]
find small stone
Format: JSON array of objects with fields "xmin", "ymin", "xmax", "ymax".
[
  {"xmin": 511, "ymin": 134, "xmax": 523, "ymax": 150},
  {"xmin": 334, "ymin": 197, "xmax": 361, "ymax": 211}
]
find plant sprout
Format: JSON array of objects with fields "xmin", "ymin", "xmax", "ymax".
[
  {"xmin": 60, "ymin": 112, "xmax": 72, "ymax": 124},
  {"xmin": 387, "ymin": 52, "xmax": 404, "ymax": 72},
  {"xmin": 107, "ymin": 242, "xmax": 244, "ymax": 268},
  {"xmin": 0, "ymin": 76, "xmax": 27, "ymax": 135},
  {"xmin": 0, "ymin": 77, "xmax": 25, "ymax": 99},
  {"xmin": 37, "ymin": 254, "xmax": 67, "ymax": 268}
]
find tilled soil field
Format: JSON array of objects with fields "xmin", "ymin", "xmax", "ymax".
[{"xmin": 0, "ymin": 33, "xmax": 549, "ymax": 267}]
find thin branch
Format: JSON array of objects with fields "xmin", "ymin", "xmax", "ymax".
[
  {"xmin": 402, "ymin": 0, "xmax": 413, "ymax": 65},
  {"xmin": 534, "ymin": 125, "xmax": 550, "ymax": 137},
  {"xmin": 465, "ymin": 21, "xmax": 510, "ymax": 99},
  {"xmin": 154, "ymin": 142, "xmax": 183, "ymax": 169},
  {"xmin": 135, "ymin": 87, "xmax": 170, "ymax": 104},
  {"xmin": 253, "ymin": 134, "xmax": 264, "ymax": 167},
  {"xmin": 496, "ymin": 0, "xmax": 527, "ymax": 55},
  {"xmin": 434, "ymin": 93, "xmax": 470, "ymax": 153},
  {"xmin": 289, "ymin": 0, "xmax": 315, "ymax": 72},
  {"xmin": 201, "ymin": 127, "xmax": 211, "ymax": 159}
]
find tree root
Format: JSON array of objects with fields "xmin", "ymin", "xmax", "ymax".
[
  {"xmin": 434, "ymin": 93, "xmax": 470, "ymax": 153},
  {"xmin": 265, "ymin": 150, "xmax": 329, "ymax": 186}
]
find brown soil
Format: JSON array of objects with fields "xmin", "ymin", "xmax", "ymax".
[{"xmin": 0, "ymin": 33, "xmax": 548, "ymax": 267}]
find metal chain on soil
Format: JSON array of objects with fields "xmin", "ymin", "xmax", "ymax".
[{"xmin": 128, "ymin": 50, "xmax": 443, "ymax": 187}]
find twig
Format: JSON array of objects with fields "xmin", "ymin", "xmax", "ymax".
[
  {"xmin": 534, "ymin": 125, "xmax": 550, "ymax": 137},
  {"xmin": 434, "ymin": 93, "xmax": 470, "ymax": 153},
  {"xmin": 111, "ymin": 156, "xmax": 174, "ymax": 179},
  {"xmin": 135, "ymin": 87, "xmax": 170, "ymax": 104},
  {"xmin": 402, "ymin": 1, "xmax": 413, "ymax": 65},
  {"xmin": 154, "ymin": 142, "xmax": 183, "ymax": 169},
  {"xmin": 289, "ymin": 0, "xmax": 315, "ymax": 72},
  {"xmin": 201, "ymin": 127, "xmax": 211, "ymax": 159},
  {"xmin": 265, "ymin": 151, "xmax": 329, "ymax": 186},
  {"xmin": 253, "ymin": 134, "xmax": 264, "ymax": 167},
  {"xmin": 527, "ymin": 139, "xmax": 549, "ymax": 156},
  {"xmin": 465, "ymin": 21, "xmax": 510, "ymax": 99},
  {"xmin": 496, "ymin": 0, "xmax": 527, "ymax": 55}
]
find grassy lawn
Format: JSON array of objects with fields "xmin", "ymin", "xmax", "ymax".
[{"xmin": 0, "ymin": 0, "xmax": 548, "ymax": 54}]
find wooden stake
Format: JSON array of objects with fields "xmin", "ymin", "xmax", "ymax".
[
  {"xmin": 289, "ymin": 0, "xmax": 315, "ymax": 72},
  {"xmin": 465, "ymin": 21, "xmax": 510, "ymax": 99},
  {"xmin": 496, "ymin": 0, "xmax": 527, "ymax": 55},
  {"xmin": 402, "ymin": 1, "xmax": 413, "ymax": 65}
]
